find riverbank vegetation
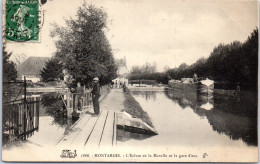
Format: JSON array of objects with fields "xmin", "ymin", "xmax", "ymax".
[
  {"xmin": 128, "ymin": 29, "xmax": 258, "ymax": 90},
  {"xmin": 123, "ymin": 89, "xmax": 154, "ymax": 128},
  {"xmin": 41, "ymin": 93, "xmax": 66, "ymax": 115},
  {"xmin": 3, "ymin": 44, "xmax": 17, "ymax": 82}
]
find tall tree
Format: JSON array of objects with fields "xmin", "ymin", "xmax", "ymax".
[
  {"xmin": 242, "ymin": 28, "xmax": 258, "ymax": 89},
  {"xmin": 142, "ymin": 62, "xmax": 157, "ymax": 74},
  {"xmin": 3, "ymin": 44, "xmax": 17, "ymax": 82},
  {"xmin": 51, "ymin": 3, "xmax": 117, "ymax": 87},
  {"xmin": 130, "ymin": 66, "xmax": 143, "ymax": 74},
  {"xmin": 165, "ymin": 28, "xmax": 258, "ymax": 89},
  {"xmin": 130, "ymin": 62, "xmax": 157, "ymax": 75},
  {"xmin": 40, "ymin": 57, "xmax": 64, "ymax": 82}
]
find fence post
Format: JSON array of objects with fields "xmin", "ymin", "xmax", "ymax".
[
  {"xmin": 33, "ymin": 97, "xmax": 37, "ymax": 130},
  {"xmin": 23, "ymin": 77, "xmax": 27, "ymax": 140},
  {"xmin": 23, "ymin": 103, "xmax": 27, "ymax": 140},
  {"xmin": 36, "ymin": 97, "xmax": 40, "ymax": 132},
  {"xmin": 83, "ymin": 85, "xmax": 86, "ymax": 109},
  {"xmin": 67, "ymin": 91, "xmax": 72, "ymax": 118}
]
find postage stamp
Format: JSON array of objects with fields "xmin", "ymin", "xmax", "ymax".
[{"xmin": 5, "ymin": 0, "xmax": 39, "ymax": 42}]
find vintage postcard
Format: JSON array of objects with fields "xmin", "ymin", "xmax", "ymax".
[{"xmin": 2, "ymin": 0, "xmax": 259, "ymax": 162}]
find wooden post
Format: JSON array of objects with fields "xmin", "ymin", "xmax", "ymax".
[
  {"xmin": 23, "ymin": 77, "xmax": 27, "ymax": 140},
  {"xmin": 33, "ymin": 97, "xmax": 36, "ymax": 130},
  {"xmin": 36, "ymin": 97, "xmax": 39, "ymax": 132},
  {"xmin": 83, "ymin": 85, "xmax": 86, "ymax": 109},
  {"xmin": 67, "ymin": 91, "xmax": 72, "ymax": 118},
  {"xmin": 23, "ymin": 104, "xmax": 27, "ymax": 140}
]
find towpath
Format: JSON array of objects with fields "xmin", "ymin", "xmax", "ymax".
[{"xmin": 100, "ymin": 88, "xmax": 125, "ymax": 112}]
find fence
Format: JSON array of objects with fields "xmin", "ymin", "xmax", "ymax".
[
  {"xmin": 65, "ymin": 85, "xmax": 110, "ymax": 118},
  {"xmin": 65, "ymin": 92, "xmax": 92, "ymax": 115},
  {"xmin": 3, "ymin": 78, "xmax": 40, "ymax": 144}
]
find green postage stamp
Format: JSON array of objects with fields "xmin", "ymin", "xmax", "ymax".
[{"xmin": 5, "ymin": 0, "xmax": 39, "ymax": 41}]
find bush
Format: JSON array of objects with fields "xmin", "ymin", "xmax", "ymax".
[{"xmin": 41, "ymin": 93, "xmax": 65, "ymax": 116}]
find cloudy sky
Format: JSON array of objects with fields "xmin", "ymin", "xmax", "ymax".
[{"xmin": 7, "ymin": 0, "xmax": 258, "ymax": 71}]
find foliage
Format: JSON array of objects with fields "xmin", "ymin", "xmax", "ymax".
[
  {"xmin": 130, "ymin": 62, "xmax": 157, "ymax": 74},
  {"xmin": 128, "ymin": 28, "xmax": 258, "ymax": 89},
  {"xmin": 166, "ymin": 28, "xmax": 258, "ymax": 89},
  {"xmin": 51, "ymin": 3, "xmax": 117, "ymax": 87},
  {"xmin": 128, "ymin": 72, "xmax": 168, "ymax": 84},
  {"xmin": 3, "ymin": 44, "xmax": 17, "ymax": 82},
  {"xmin": 40, "ymin": 57, "xmax": 64, "ymax": 82},
  {"xmin": 41, "ymin": 93, "xmax": 65, "ymax": 112},
  {"xmin": 41, "ymin": 93, "xmax": 68, "ymax": 127}
]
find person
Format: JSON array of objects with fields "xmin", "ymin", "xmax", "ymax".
[
  {"xmin": 193, "ymin": 73, "xmax": 198, "ymax": 83},
  {"xmin": 91, "ymin": 77, "xmax": 100, "ymax": 115},
  {"xmin": 111, "ymin": 81, "xmax": 114, "ymax": 88},
  {"xmin": 122, "ymin": 82, "xmax": 126, "ymax": 92},
  {"xmin": 74, "ymin": 82, "xmax": 84, "ymax": 111},
  {"xmin": 115, "ymin": 81, "xmax": 117, "ymax": 88}
]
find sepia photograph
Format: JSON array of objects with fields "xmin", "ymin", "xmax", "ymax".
[{"xmin": 2, "ymin": 0, "xmax": 259, "ymax": 162}]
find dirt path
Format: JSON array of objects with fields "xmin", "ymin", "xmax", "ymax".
[{"xmin": 100, "ymin": 88, "xmax": 125, "ymax": 112}]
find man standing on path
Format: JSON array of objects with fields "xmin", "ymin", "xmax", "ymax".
[
  {"xmin": 74, "ymin": 82, "xmax": 84, "ymax": 111},
  {"xmin": 91, "ymin": 77, "xmax": 100, "ymax": 116}
]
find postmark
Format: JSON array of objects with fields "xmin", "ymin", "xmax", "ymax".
[{"xmin": 5, "ymin": 0, "xmax": 40, "ymax": 42}]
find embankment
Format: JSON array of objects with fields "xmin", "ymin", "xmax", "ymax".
[{"xmin": 123, "ymin": 89, "xmax": 154, "ymax": 128}]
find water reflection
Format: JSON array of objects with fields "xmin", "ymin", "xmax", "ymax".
[
  {"xmin": 130, "ymin": 91, "xmax": 158, "ymax": 101},
  {"xmin": 131, "ymin": 90, "xmax": 257, "ymax": 146},
  {"xmin": 117, "ymin": 128, "xmax": 153, "ymax": 142}
]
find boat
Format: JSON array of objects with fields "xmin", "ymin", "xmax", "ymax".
[
  {"xmin": 116, "ymin": 111, "xmax": 158, "ymax": 135},
  {"xmin": 168, "ymin": 78, "xmax": 214, "ymax": 96}
]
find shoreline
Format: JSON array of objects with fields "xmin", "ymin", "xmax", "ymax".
[{"xmin": 122, "ymin": 89, "xmax": 154, "ymax": 128}]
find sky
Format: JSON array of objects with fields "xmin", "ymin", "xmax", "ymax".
[{"xmin": 6, "ymin": 0, "xmax": 259, "ymax": 72}]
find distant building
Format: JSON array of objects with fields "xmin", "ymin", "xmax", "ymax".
[
  {"xmin": 17, "ymin": 57, "xmax": 50, "ymax": 83},
  {"xmin": 113, "ymin": 57, "xmax": 129, "ymax": 86},
  {"xmin": 115, "ymin": 56, "xmax": 129, "ymax": 77}
]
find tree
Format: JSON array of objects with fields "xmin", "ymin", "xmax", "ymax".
[
  {"xmin": 50, "ymin": 3, "xmax": 117, "ymax": 87},
  {"xmin": 163, "ymin": 65, "xmax": 170, "ymax": 72},
  {"xmin": 142, "ymin": 62, "xmax": 157, "ymax": 74},
  {"xmin": 40, "ymin": 57, "xmax": 64, "ymax": 82},
  {"xmin": 130, "ymin": 65, "xmax": 143, "ymax": 74},
  {"xmin": 3, "ymin": 44, "xmax": 17, "ymax": 82},
  {"xmin": 242, "ymin": 28, "xmax": 258, "ymax": 89},
  {"xmin": 165, "ymin": 28, "xmax": 258, "ymax": 89},
  {"xmin": 130, "ymin": 62, "xmax": 157, "ymax": 75}
]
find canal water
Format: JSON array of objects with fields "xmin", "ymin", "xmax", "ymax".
[{"xmin": 117, "ymin": 90, "xmax": 257, "ymax": 158}]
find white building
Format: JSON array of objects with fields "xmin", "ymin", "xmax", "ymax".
[{"xmin": 113, "ymin": 57, "xmax": 129, "ymax": 86}]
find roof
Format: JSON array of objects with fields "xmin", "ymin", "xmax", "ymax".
[{"xmin": 17, "ymin": 57, "xmax": 50, "ymax": 76}]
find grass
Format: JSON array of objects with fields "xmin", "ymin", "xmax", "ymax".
[{"xmin": 123, "ymin": 89, "xmax": 154, "ymax": 128}]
